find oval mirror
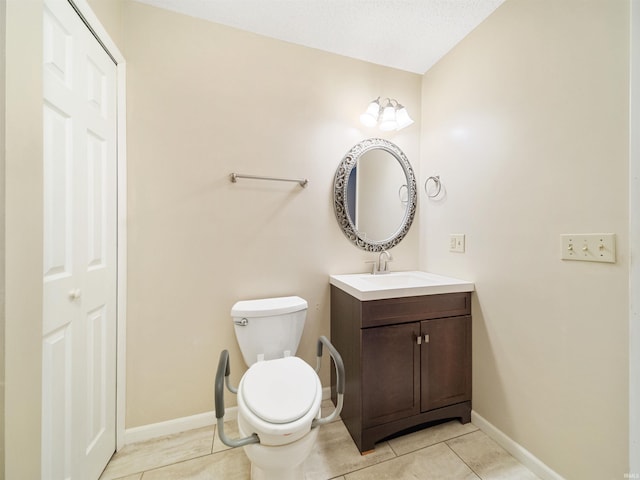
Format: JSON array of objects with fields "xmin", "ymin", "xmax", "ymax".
[{"xmin": 333, "ymin": 138, "xmax": 417, "ymax": 252}]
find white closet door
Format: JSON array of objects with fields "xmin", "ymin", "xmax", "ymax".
[{"xmin": 42, "ymin": 0, "xmax": 117, "ymax": 478}]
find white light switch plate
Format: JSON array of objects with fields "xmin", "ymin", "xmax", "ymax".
[
  {"xmin": 561, "ymin": 233, "xmax": 616, "ymax": 263},
  {"xmin": 450, "ymin": 234, "xmax": 465, "ymax": 253}
]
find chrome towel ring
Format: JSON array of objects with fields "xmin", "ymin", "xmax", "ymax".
[{"xmin": 424, "ymin": 175, "xmax": 442, "ymax": 198}]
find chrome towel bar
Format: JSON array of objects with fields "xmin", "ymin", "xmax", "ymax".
[{"xmin": 230, "ymin": 173, "xmax": 308, "ymax": 188}]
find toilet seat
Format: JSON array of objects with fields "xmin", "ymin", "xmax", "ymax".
[
  {"xmin": 241, "ymin": 357, "xmax": 318, "ymax": 424},
  {"xmin": 237, "ymin": 356, "xmax": 323, "ymax": 446}
]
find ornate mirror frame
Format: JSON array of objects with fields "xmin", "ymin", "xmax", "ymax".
[{"xmin": 333, "ymin": 138, "xmax": 417, "ymax": 252}]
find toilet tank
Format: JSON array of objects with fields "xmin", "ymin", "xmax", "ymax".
[{"xmin": 231, "ymin": 296, "xmax": 308, "ymax": 367}]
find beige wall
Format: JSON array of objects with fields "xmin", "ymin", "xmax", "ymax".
[
  {"xmin": 420, "ymin": 0, "xmax": 630, "ymax": 478},
  {"xmin": 122, "ymin": 1, "xmax": 421, "ymax": 428},
  {"xmin": 87, "ymin": 0, "xmax": 124, "ymax": 48},
  {"xmin": 4, "ymin": 1, "xmax": 44, "ymax": 478},
  {"xmin": 0, "ymin": 0, "xmax": 5, "ymax": 476},
  {"xmin": 630, "ymin": 3, "xmax": 640, "ymax": 471}
]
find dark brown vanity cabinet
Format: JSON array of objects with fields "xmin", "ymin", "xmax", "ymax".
[{"xmin": 331, "ymin": 286, "xmax": 472, "ymax": 453}]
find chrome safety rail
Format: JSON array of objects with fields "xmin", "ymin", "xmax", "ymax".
[
  {"xmin": 214, "ymin": 336, "xmax": 345, "ymax": 448},
  {"xmin": 214, "ymin": 350, "xmax": 260, "ymax": 448},
  {"xmin": 312, "ymin": 336, "xmax": 345, "ymax": 428}
]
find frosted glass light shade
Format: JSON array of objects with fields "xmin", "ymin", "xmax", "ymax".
[
  {"xmin": 360, "ymin": 99, "xmax": 380, "ymax": 127},
  {"xmin": 395, "ymin": 106, "xmax": 414, "ymax": 130},
  {"xmin": 379, "ymin": 105, "xmax": 397, "ymax": 131}
]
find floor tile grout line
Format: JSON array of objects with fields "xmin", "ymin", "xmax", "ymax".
[
  {"xmin": 385, "ymin": 427, "xmax": 480, "ymax": 459},
  {"xmin": 336, "ymin": 432, "xmax": 479, "ymax": 479},
  {"xmin": 107, "ymin": 446, "xmax": 232, "ymax": 480},
  {"xmin": 134, "ymin": 450, "xmax": 224, "ymax": 478},
  {"xmin": 445, "ymin": 438, "xmax": 483, "ymax": 480},
  {"xmin": 388, "ymin": 439, "xmax": 400, "ymax": 457}
]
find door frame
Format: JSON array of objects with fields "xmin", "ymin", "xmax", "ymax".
[
  {"xmin": 630, "ymin": 0, "xmax": 640, "ymax": 472},
  {"xmin": 67, "ymin": 0, "xmax": 127, "ymax": 451}
]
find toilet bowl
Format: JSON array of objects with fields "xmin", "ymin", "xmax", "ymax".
[
  {"xmin": 237, "ymin": 356, "xmax": 322, "ymax": 480},
  {"xmin": 214, "ymin": 296, "xmax": 344, "ymax": 480}
]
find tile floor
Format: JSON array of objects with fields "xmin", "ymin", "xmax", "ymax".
[{"xmin": 100, "ymin": 401, "xmax": 539, "ymax": 480}]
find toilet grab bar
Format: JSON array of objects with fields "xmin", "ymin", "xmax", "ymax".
[
  {"xmin": 214, "ymin": 350, "xmax": 260, "ymax": 448},
  {"xmin": 214, "ymin": 336, "xmax": 345, "ymax": 448},
  {"xmin": 311, "ymin": 336, "xmax": 345, "ymax": 428}
]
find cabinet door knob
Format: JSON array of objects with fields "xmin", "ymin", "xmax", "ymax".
[
  {"xmin": 424, "ymin": 334, "xmax": 430, "ymax": 343},
  {"xmin": 416, "ymin": 336, "xmax": 422, "ymax": 345}
]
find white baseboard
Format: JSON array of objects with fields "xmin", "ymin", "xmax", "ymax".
[
  {"xmin": 471, "ymin": 410, "xmax": 565, "ymax": 480},
  {"xmin": 322, "ymin": 386, "xmax": 331, "ymax": 400},
  {"xmin": 122, "ymin": 387, "xmax": 333, "ymax": 447},
  {"xmin": 123, "ymin": 408, "xmax": 230, "ymax": 446}
]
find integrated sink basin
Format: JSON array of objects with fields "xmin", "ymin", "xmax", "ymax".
[{"xmin": 329, "ymin": 271, "xmax": 474, "ymax": 301}]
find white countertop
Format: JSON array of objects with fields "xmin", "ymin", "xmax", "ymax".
[{"xmin": 329, "ymin": 270, "xmax": 474, "ymax": 301}]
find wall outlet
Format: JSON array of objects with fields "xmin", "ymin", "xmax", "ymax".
[
  {"xmin": 450, "ymin": 234, "xmax": 465, "ymax": 253},
  {"xmin": 561, "ymin": 233, "xmax": 616, "ymax": 263}
]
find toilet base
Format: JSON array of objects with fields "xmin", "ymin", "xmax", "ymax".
[
  {"xmin": 251, "ymin": 462, "xmax": 304, "ymax": 480},
  {"xmin": 239, "ymin": 415, "xmax": 320, "ymax": 480}
]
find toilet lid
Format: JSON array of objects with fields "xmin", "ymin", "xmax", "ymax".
[{"xmin": 241, "ymin": 356, "xmax": 318, "ymax": 424}]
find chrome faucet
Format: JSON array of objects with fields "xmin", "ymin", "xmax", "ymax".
[
  {"xmin": 378, "ymin": 250, "xmax": 392, "ymax": 273},
  {"xmin": 367, "ymin": 250, "xmax": 393, "ymax": 274}
]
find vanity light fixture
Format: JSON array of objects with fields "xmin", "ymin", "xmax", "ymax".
[{"xmin": 360, "ymin": 97, "xmax": 414, "ymax": 131}]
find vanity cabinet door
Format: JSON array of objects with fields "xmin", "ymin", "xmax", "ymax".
[
  {"xmin": 421, "ymin": 316, "xmax": 472, "ymax": 412},
  {"xmin": 362, "ymin": 322, "xmax": 421, "ymax": 428}
]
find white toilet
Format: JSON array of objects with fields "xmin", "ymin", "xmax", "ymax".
[{"xmin": 214, "ymin": 296, "xmax": 344, "ymax": 480}]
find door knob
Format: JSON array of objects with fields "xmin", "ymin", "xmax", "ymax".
[{"xmin": 68, "ymin": 288, "xmax": 81, "ymax": 301}]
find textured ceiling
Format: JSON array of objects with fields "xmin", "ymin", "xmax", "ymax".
[{"xmin": 132, "ymin": 0, "xmax": 505, "ymax": 74}]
